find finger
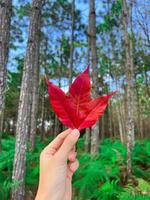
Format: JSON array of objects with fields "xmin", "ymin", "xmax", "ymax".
[
  {"xmin": 67, "ymin": 159, "xmax": 79, "ymax": 179},
  {"xmin": 69, "ymin": 159, "xmax": 79, "ymax": 173},
  {"xmin": 55, "ymin": 129, "xmax": 80, "ymax": 161},
  {"xmin": 64, "ymin": 159, "xmax": 79, "ymax": 200},
  {"xmin": 68, "ymin": 146, "xmax": 76, "ymax": 161},
  {"xmin": 72, "ymin": 145, "xmax": 76, "ymax": 152},
  {"xmin": 68, "ymin": 151, "xmax": 77, "ymax": 162},
  {"xmin": 42, "ymin": 129, "xmax": 72, "ymax": 156}
]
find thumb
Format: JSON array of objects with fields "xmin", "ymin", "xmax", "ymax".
[{"xmin": 55, "ymin": 129, "xmax": 80, "ymax": 161}]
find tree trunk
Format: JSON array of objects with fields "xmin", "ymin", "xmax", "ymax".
[
  {"xmin": 122, "ymin": 0, "xmax": 135, "ymax": 177},
  {"xmin": 108, "ymin": 101, "xmax": 113, "ymax": 138},
  {"xmin": 40, "ymin": 36, "xmax": 48, "ymax": 140},
  {"xmin": 11, "ymin": 1, "xmax": 44, "ymax": 199},
  {"xmin": 68, "ymin": 0, "xmax": 75, "ymax": 85},
  {"xmin": 0, "ymin": 0, "xmax": 12, "ymax": 147},
  {"xmin": 29, "ymin": 12, "xmax": 42, "ymax": 150},
  {"xmin": 135, "ymin": 80, "xmax": 143, "ymax": 140},
  {"xmin": 84, "ymin": 26, "xmax": 91, "ymax": 153},
  {"xmin": 144, "ymin": 68, "xmax": 150, "ymax": 97},
  {"xmin": 40, "ymin": 91, "xmax": 45, "ymax": 140},
  {"xmin": 84, "ymin": 128, "xmax": 91, "ymax": 152},
  {"xmin": 116, "ymin": 104, "xmax": 124, "ymax": 143},
  {"xmin": 29, "ymin": 67, "xmax": 40, "ymax": 150},
  {"xmin": 54, "ymin": 116, "xmax": 62, "ymax": 137},
  {"xmin": 115, "ymin": 79, "xmax": 126, "ymax": 143},
  {"xmin": 88, "ymin": 0, "xmax": 99, "ymax": 155}
]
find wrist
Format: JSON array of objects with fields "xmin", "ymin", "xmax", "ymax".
[
  {"xmin": 35, "ymin": 194, "xmax": 49, "ymax": 200},
  {"xmin": 35, "ymin": 188, "xmax": 50, "ymax": 200}
]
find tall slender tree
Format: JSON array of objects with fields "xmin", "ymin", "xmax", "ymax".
[
  {"xmin": 88, "ymin": 0, "xmax": 99, "ymax": 155},
  {"xmin": 29, "ymin": 6, "xmax": 42, "ymax": 150},
  {"xmin": 85, "ymin": 30, "xmax": 91, "ymax": 153},
  {"xmin": 68, "ymin": 0, "xmax": 75, "ymax": 85},
  {"xmin": 11, "ymin": 0, "xmax": 44, "ymax": 199},
  {"xmin": 122, "ymin": 0, "xmax": 135, "ymax": 177},
  {"xmin": 0, "ymin": 0, "xmax": 12, "ymax": 135}
]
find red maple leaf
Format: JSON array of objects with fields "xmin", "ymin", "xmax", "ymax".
[{"xmin": 47, "ymin": 66, "xmax": 117, "ymax": 130}]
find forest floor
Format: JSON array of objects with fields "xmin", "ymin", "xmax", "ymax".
[{"xmin": 1, "ymin": 134, "xmax": 150, "ymax": 200}]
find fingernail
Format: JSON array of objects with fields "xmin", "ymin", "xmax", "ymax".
[{"xmin": 72, "ymin": 129, "xmax": 80, "ymax": 137}]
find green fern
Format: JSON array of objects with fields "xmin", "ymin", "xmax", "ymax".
[
  {"xmin": 1, "ymin": 136, "xmax": 150, "ymax": 200},
  {"xmin": 94, "ymin": 181, "xmax": 122, "ymax": 200},
  {"xmin": 137, "ymin": 178, "xmax": 150, "ymax": 195},
  {"xmin": 133, "ymin": 140, "xmax": 150, "ymax": 179}
]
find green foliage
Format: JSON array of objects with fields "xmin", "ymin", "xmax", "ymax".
[
  {"xmin": 73, "ymin": 138, "xmax": 150, "ymax": 200},
  {"xmin": 0, "ymin": 135, "xmax": 51, "ymax": 200},
  {"xmin": 135, "ymin": 75, "xmax": 150, "ymax": 116},
  {"xmin": 94, "ymin": 181, "xmax": 122, "ymax": 200},
  {"xmin": 138, "ymin": 178, "xmax": 150, "ymax": 194},
  {"xmin": 97, "ymin": 0, "xmax": 122, "ymax": 33},
  {"xmin": 17, "ymin": 3, "xmax": 31, "ymax": 19},
  {"xmin": 5, "ymin": 69, "xmax": 22, "ymax": 121},
  {"xmin": 1, "ymin": 137, "xmax": 150, "ymax": 200},
  {"xmin": 133, "ymin": 140, "xmax": 150, "ymax": 179},
  {"xmin": 118, "ymin": 179, "xmax": 150, "ymax": 200},
  {"xmin": 73, "ymin": 139, "xmax": 125, "ymax": 199},
  {"xmin": 0, "ymin": 136, "xmax": 15, "ymax": 200}
]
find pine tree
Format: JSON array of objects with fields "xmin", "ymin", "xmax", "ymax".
[
  {"xmin": 68, "ymin": 0, "xmax": 75, "ymax": 85},
  {"xmin": 0, "ymin": 0, "xmax": 12, "ymax": 137},
  {"xmin": 29, "ymin": 1, "xmax": 43, "ymax": 150},
  {"xmin": 122, "ymin": 0, "xmax": 135, "ymax": 177},
  {"xmin": 11, "ymin": 0, "xmax": 44, "ymax": 199},
  {"xmin": 88, "ymin": 0, "xmax": 99, "ymax": 155}
]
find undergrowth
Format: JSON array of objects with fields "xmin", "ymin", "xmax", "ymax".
[
  {"xmin": 1, "ymin": 135, "xmax": 150, "ymax": 200},
  {"xmin": 0, "ymin": 134, "xmax": 51, "ymax": 200},
  {"xmin": 73, "ymin": 138, "xmax": 150, "ymax": 200}
]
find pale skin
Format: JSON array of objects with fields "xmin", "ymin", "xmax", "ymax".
[{"xmin": 35, "ymin": 129, "xmax": 80, "ymax": 200}]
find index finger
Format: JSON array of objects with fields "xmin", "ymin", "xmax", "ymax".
[{"xmin": 43, "ymin": 129, "xmax": 72, "ymax": 155}]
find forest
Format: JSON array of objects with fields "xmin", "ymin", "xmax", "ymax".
[{"xmin": 0, "ymin": 0, "xmax": 150, "ymax": 199}]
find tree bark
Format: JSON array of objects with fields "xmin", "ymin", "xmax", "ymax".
[
  {"xmin": 115, "ymin": 79, "xmax": 126, "ymax": 143},
  {"xmin": 88, "ymin": 0, "xmax": 99, "ymax": 155},
  {"xmin": 84, "ymin": 26, "xmax": 91, "ymax": 153},
  {"xmin": 122, "ymin": 0, "xmax": 135, "ymax": 177},
  {"xmin": 84, "ymin": 128, "xmax": 91, "ymax": 152},
  {"xmin": 29, "ymin": 67, "xmax": 40, "ymax": 150},
  {"xmin": 0, "ymin": 0, "xmax": 12, "ymax": 140},
  {"xmin": 29, "ymin": 11, "xmax": 42, "ymax": 150},
  {"xmin": 40, "ymin": 36, "xmax": 48, "ymax": 140},
  {"xmin": 116, "ymin": 103, "xmax": 124, "ymax": 143},
  {"xmin": 54, "ymin": 116, "xmax": 62, "ymax": 137},
  {"xmin": 68, "ymin": 0, "xmax": 75, "ymax": 85},
  {"xmin": 11, "ymin": 0, "xmax": 44, "ymax": 199},
  {"xmin": 40, "ymin": 91, "xmax": 45, "ymax": 140}
]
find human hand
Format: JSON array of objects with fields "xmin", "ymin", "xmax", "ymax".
[{"xmin": 35, "ymin": 129, "xmax": 80, "ymax": 200}]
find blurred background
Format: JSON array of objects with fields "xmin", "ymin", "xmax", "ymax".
[{"xmin": 0, "ymin": 0, "xmax": 150, "ymax": 199}]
